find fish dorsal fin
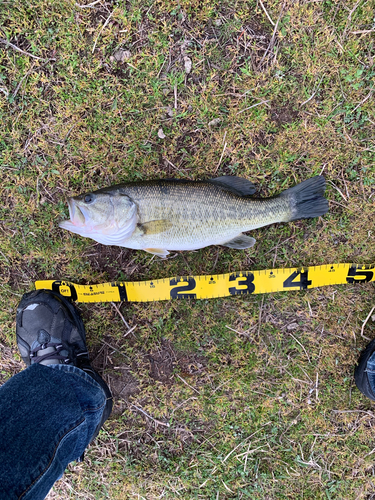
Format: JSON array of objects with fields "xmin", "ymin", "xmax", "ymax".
[
  {"xmin": 139, "ymin": 219, "xmax": 172, "ymax": 235},
  {"xmin": 222, "ymin": 234, "xmax": 256, "ymax": 249},
  {"xmin": 208, "ymin": 176, "xmax": 256, "ymax": 196}
]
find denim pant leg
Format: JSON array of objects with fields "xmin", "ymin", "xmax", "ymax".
[
  {"xmin": 366, "ymin": 352, "xmax": 375, "ymax": 395},
  {"xmin": 0, "ymin": 363, "xmax": 107, "ymax": 500}
]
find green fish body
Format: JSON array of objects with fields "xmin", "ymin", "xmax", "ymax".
[{"xmin": 59, "ymin": 176, "xmax": 328, "ymax": 257}]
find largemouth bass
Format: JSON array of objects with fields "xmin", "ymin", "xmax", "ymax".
[{"xmin": 59, "ymin": 176, "xmax": 328, "ymax": 257}]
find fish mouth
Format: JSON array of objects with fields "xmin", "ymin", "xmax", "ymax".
[
  {"xmin": 69, "ymin": 198, "xmax": 88, "ymax": 226},
  {"xmin": 59, "ymin": 198, "xmax": 87, "ymax": 233}
]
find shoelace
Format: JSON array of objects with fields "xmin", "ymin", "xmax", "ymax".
[{"xmin": 29, "ymin": 342, "xmax": 70, "ymax": 364}]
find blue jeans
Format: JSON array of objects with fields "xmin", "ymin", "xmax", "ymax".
[
  {"xmin": 0, "ymin": 363, "xmax": 106, "ymax": 500},
  {"xmin": 366, "ymin": 352, "xmax": 375, "ymax": 395}
]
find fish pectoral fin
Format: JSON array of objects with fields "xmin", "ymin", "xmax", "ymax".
[
  {"xmin": 138, "ymin": 219, "xmax": 172, "ymax": 235},
  {"xmin": 208, "ymin": 176, "xmax": 256, "ymax": 196},
  {"xmin": 143, "ymin": 248, "xmax": 170, "ymax": 258},
  {"xmin": 222, "ymin": 234, "xmax": 256, "ymax": 249}
]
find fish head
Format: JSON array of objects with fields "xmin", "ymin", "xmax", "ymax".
[{"xmin": 59, "ymin": 189, "xmax": 138, "ymax": 245}]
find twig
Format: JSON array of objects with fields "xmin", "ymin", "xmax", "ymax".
[
  {"xmin": 221, "ymin": 481, "xmax": 234, "ymax": 494},
  {"xmin": 225, "ymin": 325, "xmax": 253, "ymax": 338},
  {"xmin": 221, "ymin": 421, "xmax": 271, "ymax": 463},
  {"xmin": 212, "ymin": 248, "xmax": 220, "ymax": 271},
  {"xmin": 0, "ymin": 38, "xmax": 45, "ymax": 61},
  {"xmin": 212, "ymin": 376, "xmax": 234, "ymax": 393},
  {"xmin": 258, "ymin": 0, "xmax": 275, "ymax": 26},
  {"xmin": 263, "ymin": 234, "xmax": 296, "ymax": 255},
  {"xmin": 236, "ymin": 99, "xmax": 270, "ymax": 115},
  {"xmin": 341, "ymin": 0, "xmax": 362, "ymax": 41},
  {"xmin": 12, "ymin": 63, "xmax": 35, "ymax": 99},
  {"xmin": 352, "ymin": 91, "xmax": 373, "ymax": 114},
  {"xmin": 174, "ymin": 83, "xmax": 178, "ymax": 109},
  {"xmin": 257, "ymin": 296, "xmax": 264, "ymax": 337},
  {"xmin": 364, "ymin": 447, "xmax": 375, "ymax": 458},
  {"xmin": 329, "ymin": 199, "xmax": 347, "ymax": 209},
  {"xmin": 328, "ymin": 180, "xmax": 348, "ymax": 202},
  {"xmin": 214, "ymin": 141, "xmax": 227, "ymax": 173},
  {"xmin": 76, "ymin": 0, "xmax": 102, "ymax": 7},
  {"xmin": 300, "ymin": 75, "xmax": 325, "ymax": 107},
  {"xmin": 244, "ymin": 440, "xmax": 251, "ymax": 473},
  {"xmin": 288, "ymin": 332, "xmax": 311, "ymax": 363},
  {"xmin": 131, "ymin": 404, "xmax": 170, "ymax": 427},
  {"xmin": 92, "ymin": 10, "xmax": 114, "ymax": 53},
  {"xmin": 351, "ymin": 29, "xmax": 375, "ymax": 34},
  {"xmin": 164, "ymin": 157, "xmax": 179, "ymax": 170},
  {"xmin": 257, "ymin": 2, "xmax": 284, "ymax": 69},
  {"xmin": 111, "ymin": 301, "xmax": 130, "ymax": 329},
  {"xmin": 360, "ymin": 306, "xmax": 375, "ymax": 340},
  {"xmin": 175, "ymin": 373, "xmax": 200, "ymax": 394},
  {"xmin": 332, "ymin": 409, "xmax": 374, "ymax": 415},
  {"xmin": 222, "ymin": 130, "xmax": 227, "ymax": 145},
  {"xmin": 102, "ymin": 340, "xmax": 127, "ymax": 356}
]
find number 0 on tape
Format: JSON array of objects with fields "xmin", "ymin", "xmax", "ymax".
[{"xmin": 34, "ymin": 263, "xmax": 375, "ymax": 303}]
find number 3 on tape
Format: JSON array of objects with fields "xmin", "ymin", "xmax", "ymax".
[{"xmin": 228, "ymin": 272, "xmax": 255, "ymax": 295}]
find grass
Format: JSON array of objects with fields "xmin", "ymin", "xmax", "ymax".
[{"xmin": 0, "ymin": 0, "xmax": 375, "ymax": 498}]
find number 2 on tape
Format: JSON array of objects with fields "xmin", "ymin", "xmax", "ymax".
[{"xmin": 170, "ymin": 277, "xmax": 197, "ymax": 299}]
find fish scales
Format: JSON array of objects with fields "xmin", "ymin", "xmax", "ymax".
[
  {"xmin": 59, "ymin": 176, "xmax": 328, "ymax": 256},
  {"xmin": 117, "ymin": 181, "xmax": 292, "ymax": 250}
]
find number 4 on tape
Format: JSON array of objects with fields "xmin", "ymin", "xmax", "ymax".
[{"xmin": 283, "ymin": 270, "xmax": 312, "ymax": 290}]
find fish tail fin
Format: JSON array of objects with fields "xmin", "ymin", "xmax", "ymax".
[{"xmin": 280, "ymin": 175, "xmax": 329, "ymax": 221}]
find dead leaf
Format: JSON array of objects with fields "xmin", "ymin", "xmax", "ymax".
[
  {"xmin": 113, "ymin": 49, "xmax": 132, "ymax": 63},
  {"xmin": 287, "ymin": 323, "xmax": 299, "ymax": 330},
  {"xmin": 184, "ymin": 56, "xmax": 192, "ymax": 74},
  {"xmin": 208, "ymin": 118, "xmax": 221, "ymax": 127}
]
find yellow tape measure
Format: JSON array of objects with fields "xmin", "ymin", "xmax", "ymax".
[{"xmin": 34, "ymin": 263, "xmax": 375, "ymax": 303}]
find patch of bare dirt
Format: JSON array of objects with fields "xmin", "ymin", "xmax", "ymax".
[
  {"xmin": 148, "ymin": 339, "xmax": 207, "ymax": 384},
  {"xmin": 83, "ymin": 245, "xmax": 136, "ymax": 281},
  {"xmin": 91, "ymin": 338, "xmax": 139, "ymax": 415},
  {"xmin": 271, "ymin": 102, "xmax": 300, "ymax": 126},
  {"xmin": 7, "ymin": 257, "xmax": 65, "ymax": 289}
]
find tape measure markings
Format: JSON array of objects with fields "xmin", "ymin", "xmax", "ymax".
[{"xmin": 34, "ymin": 263, "xmax": 375, "ymax": 303}]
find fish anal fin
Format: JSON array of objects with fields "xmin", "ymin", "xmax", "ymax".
[
  {"xmin": 208, "ymin": 176, "xmax": 256, "ymax": 196},
  {"xmin": 144, "ymin": 248, "xmax": 170, "ymax": 258},
  {"xmin": 139, "ymin": 219, "xmax": 172, "ymax": 235},
  {"xmin": 222, "ymin": 234, "xmax": 256, "ymax": 249}
]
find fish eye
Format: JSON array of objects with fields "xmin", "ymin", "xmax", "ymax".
[{"xmin": 84, "ymin": 194, "xmax": 94, "ymax": 203}]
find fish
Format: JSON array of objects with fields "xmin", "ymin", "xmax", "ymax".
[{"xmin": 59, "ymin": 175, "xmax": 329, "ymax": 258}]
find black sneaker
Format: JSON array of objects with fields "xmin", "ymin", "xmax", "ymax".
[
  {"xmin": 354, "ymin": 338, "xmax": 375, "ymax": 401},
  {"xmin": 16, "ymin": 289, "xmax": 113, "ymax": 443}
]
